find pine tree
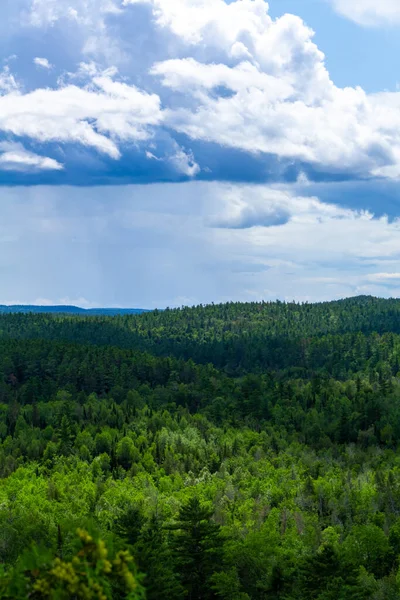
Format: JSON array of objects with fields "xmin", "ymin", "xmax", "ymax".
[
  {"xmin": 299, "ymin": 544, "xmax": 343, "ymax": 599},
  {"xmin": 135, "ymin": 516, "xmax": 184, "ymax": 600},
  {"xmin": 58, "ymin": 416, "xmax": 74, "ymax": 456},
  {"xmin": 114, "ymin": 505, "xmax": 145, "ymax": 547},
  {"xmin": 170, "ymin": 497, "xmax": 223, "ymax": 600}
]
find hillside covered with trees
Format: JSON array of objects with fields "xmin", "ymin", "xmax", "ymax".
[{"xmin": 1, "ymin": 296, "xmax": 400, "ymax": 598}]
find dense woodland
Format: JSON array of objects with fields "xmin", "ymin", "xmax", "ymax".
[{"xmin": 2, "ymin": 296, "xmax": 400, "ymax": 598}]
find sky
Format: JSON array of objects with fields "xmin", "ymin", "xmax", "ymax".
[{"xmin": 2, "ymin": 0, "xmax": 400, "ymax": 308}]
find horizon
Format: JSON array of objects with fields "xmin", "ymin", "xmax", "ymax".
[{"xmin": 0, "ymin": 292, "xmax": 396, "ymax": 311}]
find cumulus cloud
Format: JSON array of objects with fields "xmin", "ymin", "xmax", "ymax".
[
  {"xmin": 34, "ymin": 57, "xmax": 52, "ymax": 69},
  {"xmin": 207, "ymin": 187, "xmax": 292, "ymax": 228},
  {"xmin": 2, "ymin": 0, "xmax": 400, "ymax": 182},
  {"xmin": 330, "ymin": 0, "xmax": 400, "ymax": 26},
  {"xmin": 0, "ymin": 69, "xmax": 162, "ymax": 158},
  {"xmin": 142, "ymin": 0, "xmax": 394, "ymax": 175},
  {"xmin": 0, "ymin": 142, "xmax": 63, "ymax": 171}
]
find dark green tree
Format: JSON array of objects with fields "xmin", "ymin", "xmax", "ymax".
[
  {"xmin": 114, "ymin": 505, "xmax": 145, "ymax": 548},
  {"xmin": 58, "ymin": 416, "xmax": 74, "ymax": 457},
  {"xmin": 299, "ymin": 544, "xmax": 344, "ymax": 600},
  {"xmin": 170, "ymin": 497, "xmax": 223, "ymax": 600},
  {"xmin": 135, "ymin": 515, "xmax": 184, "ymax": 600}
]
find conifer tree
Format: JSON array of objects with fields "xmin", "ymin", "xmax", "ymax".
[
  {"xmin": 58, "ymin": 416, "xmax": 74, "ymax": 456},
  {"xmin": 135, "ymin": 515, "xmax": 184, "ymax": 600},
  {"xmin": 114, "ymin": 505, "xmax": 145, "ymax": 548},
  {"xmin": 299, "ymin": 544, "xmax": 343, "ymax": 599},
  {"xmin": 170, "ymin": 497, "xmax": 223, "ymax": 600}
]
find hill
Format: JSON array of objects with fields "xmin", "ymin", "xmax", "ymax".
[
  {"xmin": 1, "ymin": 295, "xmax": 400, "ymax": 598},
  {"xmin": 0, "ymin": 304, "xmax": 150, "ymax": 316},
  {"xmin": 1, "ymin": 294, "xmax": 400, "ymax": 373}
]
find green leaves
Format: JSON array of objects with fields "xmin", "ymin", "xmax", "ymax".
[{"xmin": 0, "ymin": 529, "xmax": 145, "ymax": 600}]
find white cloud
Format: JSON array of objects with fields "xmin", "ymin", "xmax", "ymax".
[
  {"xmin": 145, "ymin": 142, "xmax": 200, "ymax": 175},
  {"xmin": 202, "ymin": 184, "xmax": 385, "ymax": 265},
  {"xmin": 169, "ymin": 143, "xmax": 200, "ymax": 177},
  {"xmin": 34, "ymin": 57, "xmax": 52, "ymax": 70},
  {"xmin": 197, "ymin": 182, "xmax": 400, "ymax": 301},
  {"xmin": 0, "ymin": 142, "xmax": 63, "ymax": 171},
  {"xmin": 207, "ymin": 187, "xmax": 292, "ymax": 228},
  {"xmin": 28, "ymin": 0, "xmax": 125, "ymax": 64},
  {"xmin": 122, "ymin": 0, "xmax": 400, "ymax": 177},
  {"xmin": 146, "ymin": 150, "xmax": 162, "ymax": 161},
  {"xmin": 365, "ymin": 272, "xmax": 400, "ymax": 282},
  {"xmin": 29, "ymin": 0, "xmax": 121, "ymax": 28},
  {"xmin": 138, "ymin": 0, "xmax": 395, "ymax": 175},
  {"xmin": 0, "ymin": 67, "xmax": 19, "ymax": 95},
  {"xmin": 0, "ymin": 71, "xmax": 162, "ymax": 158},
  {"xmin": 130, "ymin": 0, "xmax": 331, "ymax": 95},
  {"xmin": 330, "ymin": 0, "xmax": 400, "ymax": 26},
  {"xmin": 2, "ymin": 0, "xmax": 400, "ymax": 180}
]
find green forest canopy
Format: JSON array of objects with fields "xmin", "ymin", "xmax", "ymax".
[{"xmin": 1, "ymin": 295, "xmax": 400, "ymax": 598}]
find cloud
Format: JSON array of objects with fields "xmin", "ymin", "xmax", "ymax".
[
  {"xmin": 27, "ymin": 0, "xmax": 126, "ymax": 65},
  {"xmin": 145, "ymin": 141, "xmax": 200, "ymax": 176},
  {"xmin": 57, "ymin": 296, "xmax": 99, "ymax": 308},
  {"xmin": 169, "ymin": 143, "xmax": 200, "ymax": 177},
  {"xmin": 2, "ymin": 0, "xmax": 400, "ymax": 183},
  {"xmin": 365, "ymin": 272, "xmax": 400, "ymax": 282},
  {"xmin": 0, "ymin": 67, "xmax": 19, "ymax": 95},
  {"xmin": 28, "ymin": 0, "xmax": 121, "ymax": 28},
  {"xmin": 330, "ymin": 0, "xmax": 400, "ymax": 26},
  {"xmin": 0, "ymin": 142, "xmax": 63, "ymax": 171},
  {"xmin": 0, "ymin": 69, "xmax": 162, "ymax": 158},
  {"xmin": 34, "ymin": 57, "xmax": 52, "ymax": 70},
  {"xmin": 1, "ymin": 181, "xmax": 400, "ymax": 306},
  {"xmin": 122, "ymin": 0, "xmax": 400, "ymax": 179},
  {"xmin": 143, "ymin": 0, "xmax": 392, "ymax": 176},
  {"xmin": 199, "ymin": 183, "xmax": 400, "ymax": 301},
  {"xmin": 206, "ymin": 187, "xmax": 292, "ymax": 228}
]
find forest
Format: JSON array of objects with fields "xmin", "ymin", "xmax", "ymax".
[{"xmin": 1, "ymin": 295, "xmax": 400, "ymax": 598}]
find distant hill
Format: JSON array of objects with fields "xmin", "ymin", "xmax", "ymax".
[
  {"xmin": 1, "ymin": 294, "xmax": 399, "ymax": 374},
  {"xmin": 0, "ymin": 305, "xmax": 150, "ymax": 316}
]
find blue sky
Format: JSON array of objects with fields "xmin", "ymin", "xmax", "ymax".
[
  {"xmin": 268, "ymin": 0, "xmax": 400, "ymax": 93},
  {"xmin": 2, "ymin": 0, "xmax": 400, "ymax": 307}
]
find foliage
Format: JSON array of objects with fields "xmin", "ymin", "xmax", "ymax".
[
  {"xmin": 0, "ymin": 529, "xmax": 145, "ymax": 599},
  {"xmin": 1, "ymin": 297, "xmax": 400, "ymax": 598}
]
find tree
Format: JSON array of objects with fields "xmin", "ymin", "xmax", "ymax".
[
  {"xmin": 116, "ymin": 437, "xmax": 138, "ymax": 470},
  {"xmin": 342, "ymin": 524, "xmax": 392, "ymax": 578},
  {"xmin": 135, "ymin": 515, "xmax": 184, "ymax": 600},
  {"xmin": 170, "ymin": 497, "xmax": 223, "ymax": 600},
  {"xmin": 299, "ymin": 544, "xmax": 343, "ymax": 600},
  {"xmin": 0, "ymin": 529, "xmax": 145, "ymax": 600},
  {"xmin": 58, "ymin": 416, "xmax": 74, "ymax": 457},
  {"xmin": 114, "ymin": 505, "xmax": 145, "ymax": 548}
]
